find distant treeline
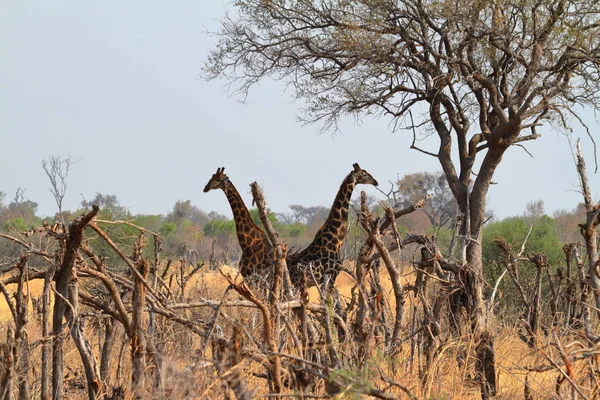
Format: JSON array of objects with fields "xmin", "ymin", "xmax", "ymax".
[{"xmin": 0, "ymin": 174, "xmax": 589, "ymax": 294}]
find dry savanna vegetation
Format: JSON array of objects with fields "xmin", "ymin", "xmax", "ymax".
[
  {"xmin": 0, "ymin": 142, "xmax": 599, "ymax": 400},
  {"xmin": 4, "ymin": 1, "xmax": 600, "ymax": 399},
  {"xmin": 2, "ymin": 258, "xmax": 597, "ymax": 400}
]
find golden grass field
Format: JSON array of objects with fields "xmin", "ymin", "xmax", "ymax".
[
  {"xmin": 196, "ymin": 265, "xmax": 580, "ymax": 399},
  {"xmin": 0, "ymin": 279, "xmax": 50, "ymax": 322},
  {"xmin": 0, "ymin": 263, "xmax": 591, "ymax": 399},
  {"xmin": 145, "ymin": 264, "xmax": 586, "ymax": 399}
]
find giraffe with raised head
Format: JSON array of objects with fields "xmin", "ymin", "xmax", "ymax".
[
  {"xmin": 287, "ymin": 163, "xmax": 378, "ymax": 288},
  {"xmin": 203, "ymin": 167, "xmax": 273, "ymax": 281}
]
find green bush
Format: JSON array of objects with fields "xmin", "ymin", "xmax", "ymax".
[
  {"xmin": 482, "ymin": 215, "xmax": 562, "ymax": 269},
  {"xmin": 159, "ymin": 221, "xmax": 177, "ymax": 236},
  {"xmin": 203, "ymin": 219, "xmax": 236, "ymax": 237},
  {"xmin": 482, "ymin": 215, "xmax": 564, "ymax": 321},
  {"xmin": 134, "ymin": 214, "xmax": 163, "ymax": 232},
  {"xmin": 282, "ymin": 222, "xmax": 306, "ymax": 238},
  {"xmin": 428, "ymin": 225, "xmax": 453, "ymax": 254},
  {"xmin": 4, "ymin": 218, "xmax": 29, "ymax": 232}
]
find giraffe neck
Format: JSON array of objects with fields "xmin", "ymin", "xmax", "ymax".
[
  {"xmin": 312, "ymin": 174, "xmax": 356, "ymax": 251},
  {"xmin": 222, "ymin": 182, "xmax": 265, "ymax": 250}
]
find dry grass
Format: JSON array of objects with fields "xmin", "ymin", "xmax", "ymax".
[
  {"xmin": 161, "ymin": 263, "xmax": 595, "ymax": 399},
  {"xmin": 0, "ymin": 279, "xmax": 50, "ymax": 322},
  {"xmin": 0, "ymin": 263, "xmax": 596, "ymax": 399}
]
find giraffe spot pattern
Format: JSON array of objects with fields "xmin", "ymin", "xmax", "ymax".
[{"xmin": 210, "ymin": 178, "xmax": 274, "ymax": 286}]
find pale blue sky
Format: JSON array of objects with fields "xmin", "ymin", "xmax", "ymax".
[{"xmin": 1, "ymin": 1, "xmax": 597, "ymax": 220}]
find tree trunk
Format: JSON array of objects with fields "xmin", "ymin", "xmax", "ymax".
[
  {"xmin": 466, "ymin": 236, "xmax": 497, "ymax": 399},
  {"xmin": 14, "ymin": 255, "xmax": 30, "ymax": 400},
  {"xmin": 586, "ymin": 231, "xmax": 599, "ymax": 317},
  {"xmin": 52, "ymin": 206, "xmax": 99, "ymax": 400},
  {"xmin": 51, "ymin": 310, "xmax": 65, "ymax": 400},
  {"xmin": 0, "ymin": 327, "xmax": 16, "ymax": 400},
  {"xmin": 66, "ymin": 280, "xmax": 103, "ymax": 400},
  {"xmin": 100, "ymin": 318, "xmax": 122, "ymax": 384},
  {"xmin": 41, "ymin": 264, "xmax": 55, "ymax": 400},
  {"xmin": 131, "ymin": 259, "xmax": 148, "ymax": 398},
  {"xmin": 353, "ymin": 256, "xmax": 372, "ymax": 361},
  {"xmin": 371, "ymin": 205, "xmax": 405, "ymax": 349},
  {"xmin": 528, "ymin": 254, "xmax": 546, "ymax": 346},
  {"xmin": 148, "ymin": 234, "xmax": 164, "ymax": 391},
  {"xmin": 213, "ymin": 326, "xmax": 252, "ymax": 400},
  {"xmin": 575, "ymin": 140, "xmax": 600, "ymax": 316},
  {"xmin": 466, "ymin": 162, "xmax": 501, "ymax": 398},
  {"xmin": 116, "ymin": 336, "xmax": 127, "ymax": 383}
]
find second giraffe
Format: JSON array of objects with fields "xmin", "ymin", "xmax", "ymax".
[{"xmin": 286, "ymin": 163, "xmax": 378, "ymax": 289}]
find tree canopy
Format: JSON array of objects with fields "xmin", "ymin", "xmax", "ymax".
[{"xmin": 205, "ymin": 0, "xmax": 600, "ymax": 225}]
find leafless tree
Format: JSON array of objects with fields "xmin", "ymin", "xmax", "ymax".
[
  {"xmin": 0, "ymin": 255, "xmax": 31, "ymax": 400},
  {"xmin": 52, "ymin": 205, "xmax": 99, "ymax": 400},
  {"xmin": 12, "ymin": 188, "xmax": 29, "ymax": 224},
  {"xmin": 525, "ymin": 200, "xmax": 546, "ymax": 219},
  {"xmin": 42, "ymin": 155, "xmax": 74, "ymax": 223},
  {"xmin": 0, "ymin": 327, "xmax": 15, "ymax": 400},
  {"xmin": 575, "ymin": 139, "xmax": 600, "ymax": 316}
]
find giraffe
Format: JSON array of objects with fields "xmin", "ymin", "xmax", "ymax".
[
  {"xmin": 203, "ymin": 167, "xmax": 273, "ymax": 282},
  {"xmin": 287, "ymin": 163, "xmax": 378, "ymax": 289}
]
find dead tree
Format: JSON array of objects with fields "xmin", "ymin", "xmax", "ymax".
[
  {"xmin": 354, "ymin": 193, "xmax": 432, "ymax": 351},
  {"xmin": 99, "ymin": 316, "xmax": 123, "ymax": 386},
  {"xmin": 147, "ymin": 234, "xmax": 165, "ymax": 391},
  {"xmin": 495, "ymin": 240, "xmax": 548, "ymax": 347},
  {"xmin": 563, "ymin": 243, "xmax": 579, "ymax": 327},
  {"xmin": 357, "ymin": 192, "xmax": 405, "ymax": 352},
  {"xmin": 131, "ymin": 258, "xmax": 148, "ymax": 398},
  {"xmin": 526, "ymin": 253, "xmax": 547, "ymax": 346},
  {"xmin": 81, "ymin": 224, "xmax": 210, "ymax": 395},
  {"xmin": 220, "ymin": 274, "xmax": 281, "ymax": 393},
  {"xmin": 65, "ymin": 270, "xmax": 103, "ymax": 400},
  {"xmin": 575, "ymin": 139, "xmax": 600, "ymax": 317},
  {"xmin": 213, "ymin": 326, "xmax": 252, "ymax": 400},
  {"xmin": 40, "ymin": 261, "xmax": 56, "ymax": 400},
  {"xmin": 41, "ymin": 155, "xmax": 73, "ymax": 224},
  {"xmin": 0, "ymin": 327, "xmax": 16, "ymax": 400},
  {"xmin": 14, "ymin": 255, "xmax": 30, "ymax": 400},
  {"xmin": 51, "ymin": 205, "xmax": 99, "ymax": 400},
  {"xmin": 0, "ymin": 255, "xmax": 30, "ymax": 400}
]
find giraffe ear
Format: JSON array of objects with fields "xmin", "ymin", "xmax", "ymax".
[{"xmin": 353, "ymin": 163, "xmax": 361, "ymax": 171}]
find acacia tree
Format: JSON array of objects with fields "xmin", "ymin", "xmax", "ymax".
[{"xmin": 205, "ymin": 1, "xmax": 600, "ymax": 397}]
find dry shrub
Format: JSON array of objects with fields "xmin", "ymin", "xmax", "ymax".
[{"xmin": 1, "ymin": 253, "xmax": 599, "ymax": 400}]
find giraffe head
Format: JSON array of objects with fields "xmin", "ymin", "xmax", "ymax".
[
  {"xmin": 350, "ymin": 163, "xmax": 378, "ymax": 186},
  {"xmin": 203, "ymin": 167, "xmax": 229, "ymax": 192}
]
